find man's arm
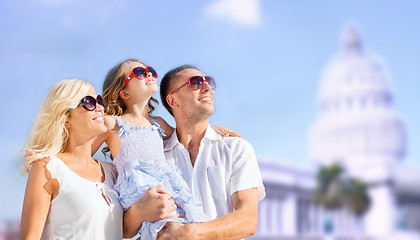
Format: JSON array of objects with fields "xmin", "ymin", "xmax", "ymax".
[{"xmin": 158, "ymin": 188, "xmax": 259, "ymax": 240}]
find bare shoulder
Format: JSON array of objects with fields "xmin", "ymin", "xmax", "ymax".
[
  {"xmin": 30, "ymin": 157, "xmax": 51, "ymax": 170},
  {"xmin": 104, "ymin": 115, "xmax": 119, "ymax": 133},
  {"xmin": 154, "ymin": 116, "xmax": 173, "ymax": 131},
  {"xmin": 153, "ymin": 116, "xmax": 166, "ymax": 125},
  {"xmin": 28, "ymin": 157, "xmax": 53, "ymax": 180},
  {"xmin": 153, "ymin": 116, "xmax": 174, "ymax": 139},
  {"xmin": 27, "ymin": 156, "xmax": 60, "ymax": 197}
]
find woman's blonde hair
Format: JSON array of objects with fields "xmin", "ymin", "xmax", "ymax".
[
  {"xmin": 102, "ymin": 58, "xmax": 158, "ymax": 116},
  {"xmin": 23, "ymin": 79, "xmax": 93, "ymax": 173}
]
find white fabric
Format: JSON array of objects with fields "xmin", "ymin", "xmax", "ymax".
[
  {"xmin": 41, "ymin": 156, "xmax": 123, "ymax": 240},
  {"xmin": 164, "ymin": 125, "xmax": 265, "ymax": 220}
]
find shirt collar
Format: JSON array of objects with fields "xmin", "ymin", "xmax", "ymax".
[
  {"xmin": 163, "ymin": 124, "xmax": 222, "ymax": 151},
  {"xmin": 203, "ymin": 124, "xmax": 223, "ymax": 141},
  {"xmin": 164, "ymin": 129, "xmax": 180, "ymax": 151}
]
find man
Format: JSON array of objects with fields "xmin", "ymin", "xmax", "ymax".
[{"xmin": 156, "ymin": 65, "xmax": 265, "ymax": 239}]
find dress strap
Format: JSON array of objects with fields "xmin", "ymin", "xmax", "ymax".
[
  {"xmin": 150, "ymin": 116, "xmax": 166, "ymax": 138},
  {"xmin": 114, "ymin": 115, "xmax": 124, "ymax": 127},
  {"xmin": 114, "ymin": 115, "xmax": 132, "ymax": 138}
]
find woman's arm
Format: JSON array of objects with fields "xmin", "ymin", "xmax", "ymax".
[
  {"xmin": 212, "ymin": 126, "xmax": 242, "ymax": 138},
  {"xmin": 21, "ymin": 158, "xmax": 59, "ymax": 239}
]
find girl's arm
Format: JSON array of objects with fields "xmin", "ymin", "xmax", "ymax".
[
  {"xmin": 21, "ymin": 158, "xmax": 59, "ymax": 239},
  {"xmin": 91, "ymin": 133, "xmax": 108, "ymax": 156},
  {"xmin": 154, "ymin": 117, "xmax": 241, "ymax": 139},
  {"xmin": 91, "ymin": 115, "xmax": 115, "ymax": 156}
]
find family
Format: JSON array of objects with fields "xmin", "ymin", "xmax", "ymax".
[{"xmin": 20, "ymin": 59, "xmax": 265, "ymax": 240}]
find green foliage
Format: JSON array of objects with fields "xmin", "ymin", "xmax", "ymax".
[
  {"xmin": 342, "ymin": 178, "xmax": 371, "ymax": 216},
  {"xmin": 314, "ymin": 163, "xmax": 371, "ymax": 216}
]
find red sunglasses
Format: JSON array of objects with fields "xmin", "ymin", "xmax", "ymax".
[
  {"xmin": 170, "ymin": 75, "xmax": 216, "ymax": 94},
  {"xmin": 121, "ymin": 66, "xmax": 158, "ymax": 89}
]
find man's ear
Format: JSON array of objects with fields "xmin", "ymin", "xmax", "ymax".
[
  {"xmin": 119, "ymin": 90, "xmax": 130, "ymax": 100},
  {"xmin": 166, "ymin": 94, "xmax": 179, "ymax": 108}
]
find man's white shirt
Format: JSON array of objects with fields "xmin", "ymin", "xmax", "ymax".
[{"xmin": 163, "ymin": 125, "xmax": 265, "ymax": 220}]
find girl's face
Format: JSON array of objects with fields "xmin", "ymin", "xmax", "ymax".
[
  {"xmin": 66, "ymin": 87, "xmax": 107, "ymax": 138},
  {"xmin": 121, "ymin": 61, "xmax": 158, "ymax": 102}
]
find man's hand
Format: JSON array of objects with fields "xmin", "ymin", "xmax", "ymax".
[
  {"xmin": 156, "ymin": 188, "xmax": 259, "ymax": 240},
  {"xmin": 24, "ymin": 149, "xmax": 35, "ymax": 161},
  {"xmin": 157, "ymin": 222, "xmax": 194, "ymax": 240}
]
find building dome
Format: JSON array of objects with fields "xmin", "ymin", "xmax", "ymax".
[
  {"xmin": 310, "ymin": 25, "xmax": 405, "ymax": 173},
  {"xmin": 319, "ymin": 26, "xmax": 392, "ymax": 113}
]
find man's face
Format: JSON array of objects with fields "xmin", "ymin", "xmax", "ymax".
[{"xmin": 170, "ymin": 68, "xmax": 215, "ymax": 121}]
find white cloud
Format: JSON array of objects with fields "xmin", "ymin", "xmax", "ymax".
[{"xmin": 204, "ymin": 0, "xmax": 262, "ymax": 27}]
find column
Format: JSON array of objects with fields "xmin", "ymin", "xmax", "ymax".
[{"xmin": 281, "ymin": 193, "xmax": 297, "ymax": 236}]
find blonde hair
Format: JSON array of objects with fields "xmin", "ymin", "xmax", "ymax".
[
  {"xmin": 102, "ymin": 58, "xmax": 158, "ymax": 116},
  {"xmin": 23, "ymin": 79, "xmax": 93, "ymax": 173}
]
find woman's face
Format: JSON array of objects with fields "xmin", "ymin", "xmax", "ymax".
[
  {"xmin": 66, "ymin": 87, "xmax": 107, "ymax": 138},
  {"xmin": 121, "ymin": 61, "xmax": 158, "ymax": 101}
]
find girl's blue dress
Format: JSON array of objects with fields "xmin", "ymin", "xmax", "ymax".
[{"xmin": 113, "ymin": 116, "xmax": 208, "ymax": 240}]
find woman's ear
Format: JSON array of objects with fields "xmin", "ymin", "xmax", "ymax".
[
  {"xmin": 65, "ymin": 121, "xmax": 71, "ymax": 129},
  {"xmin": 119, "ymin": 90, "xmax": 130, "ymax": 100}
]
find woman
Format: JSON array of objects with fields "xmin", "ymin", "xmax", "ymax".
[{"xmin": 20, "ymin": 79, "xmax": 123, "ymax": 239}]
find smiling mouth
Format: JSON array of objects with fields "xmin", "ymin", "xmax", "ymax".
[
  {"xmin": 146, "ymin": 79, "xmax": 156, "ymax": 85},
  {"xmin": 199, "ymin": 96, "xmax": 212, "ymax": 102},
  {"xmin": 93, "ymin": 116, "xmax": 104, "ymax": 121}
]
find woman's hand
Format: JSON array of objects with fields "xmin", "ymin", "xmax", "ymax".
[{"xmin": 212, "ymin": 126, "xmax": 242, "ymax": 138}]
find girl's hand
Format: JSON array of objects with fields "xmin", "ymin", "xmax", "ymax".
[
  {"xmin": 212, "ymin": 126, "xmax": 242, "ymax": 138},
  {"xmin": 123, "ymin": 185, "xmax": 182, "ymax": 238}
]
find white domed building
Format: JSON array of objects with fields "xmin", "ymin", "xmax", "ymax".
[
  {"xmin": 311, "ymin": 26, "xmax": 405, "ymax": 174},
  {"xmin": 310, "ymin": 25, "xmax": 420, "ymax": 239},
  {"xmin": 252, "ymin": 26, "xmax": 420, "ymax": 240}
]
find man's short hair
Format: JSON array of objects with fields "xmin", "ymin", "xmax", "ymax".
[{"xmin": 160, "ymin": 64, "xmax": 200, "ymax": 116}]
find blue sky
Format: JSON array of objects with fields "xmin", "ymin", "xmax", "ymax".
[{"xmin": 1, "ymin": 0, "xmax": 419, "ymax": 219}]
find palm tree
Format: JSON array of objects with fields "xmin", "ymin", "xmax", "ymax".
[
  {"xmin": 314, "ymin": 163, "xmax": 371, "ymax": 238},
  {"xmin": 314, "ymin": 163, "xmax": 345, "ymax": 209},
  {"xmin": 342, "ymin": 177, "xmax": 371, "ymax": 216}
]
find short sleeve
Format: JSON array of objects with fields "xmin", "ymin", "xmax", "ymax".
[
  {"xmin": 229, "ymin": 139, "xmax": 266, "ymax": 201},
  {"xmin": 101, "ymin": 162, "xmax": 118, "ymax": 188},
  {"xmin": 45, "ymin": 156, "xmax": 64, "ymax": 186}
]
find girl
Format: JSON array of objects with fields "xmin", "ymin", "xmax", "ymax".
[
  {"xmin": 94, "ymin": 59, "xmax": 236, "ymax": 239},
  {"xmin": 21, "ymin": 79, "xmax": 123, "ymax": 239}
]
